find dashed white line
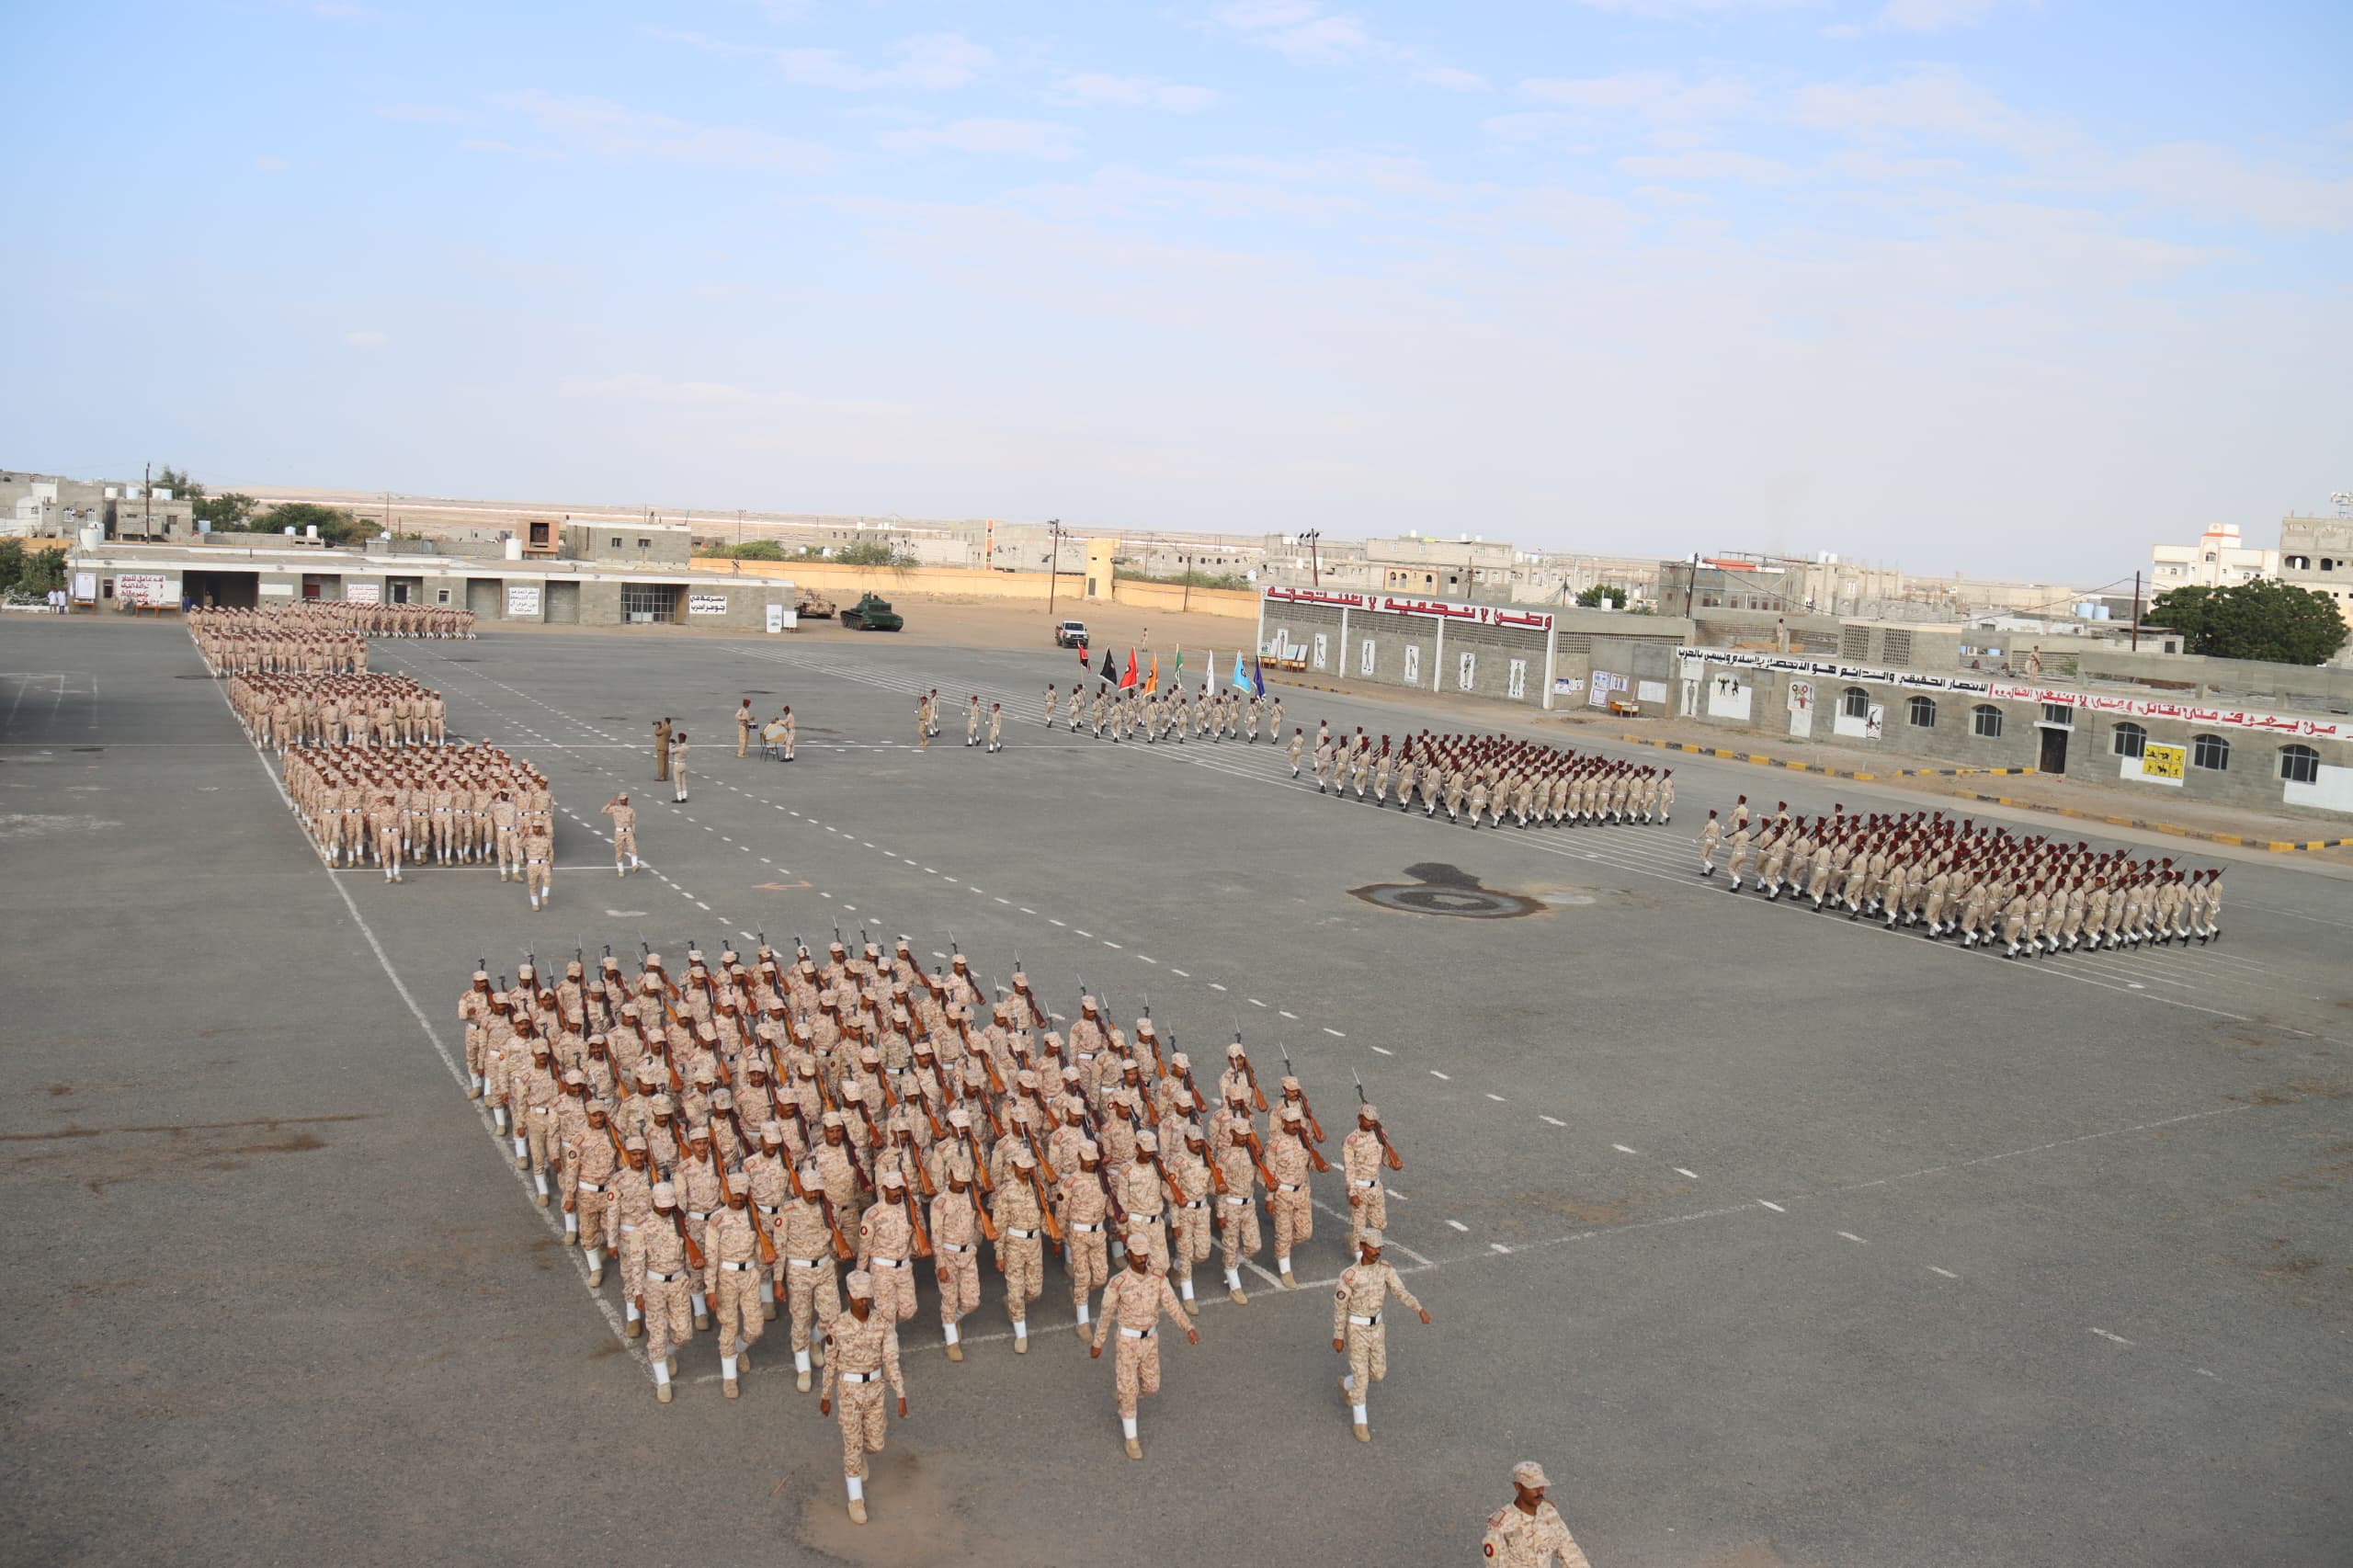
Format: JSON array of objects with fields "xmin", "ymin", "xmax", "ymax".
[
  {"xmin": 1209, "ymin": 983, "xmax": 1226, "ymax": 992},
  {"xmin": 2090, "ymin": 1328, "xmax": 2135, "ymax": 1346},
  {"xmin": 1929, "ymin": 1267, "xmax": 1960, "ymax": 1279},
  {"xmin": 1485, "ymin": 1094, "xmax": 1507, "ymax": 1103},
  {"xmin": 1489, "ymin": 1243, "xmax": 1512, "ymax": 1255},
  {"xmin": 1323, "ymin": 1027, "xmax": 1343, "ymax": 1038},
  {"xmin": 1279, "ymin": 1009, "xmax": 1298, "ymax": 1019},
  {"xmin": 1540, "ymin": 1115, "xmax": 1566, "ymax": 1127},
  {"xmin": 1049, "ymin": 918, "xmax": 1065, "ymax": 926},
  {"xmin": 1170, "ymin": 968, "xmax": 1189, "ymax": 977},
  {"xmin": 1612, "ymin": 1143, "xmax": 1639, "ymax": 1155},
  {"xmin": 1673, "ymin": 1167, "xmax": 1699, "ymax": 1180},
  {"xmin": 1370, "ymin": 1046, "xmax": 1392, "ymax": 1056},
  {"xmin": 1446, "ymin": 1220, "xmax": 1471, "ymax": 1233},
  {"xmin": 1429, "ymin": 1070, "xmax": 1450, "ymax": 1081},
  {"xmin": 1756, "ymin": 1199, "xmax": 1786, "ymax": 1213},
  {"xmin": 1837, "ymin": 1232, "xmax": 1868, "ymax": 1244},
  {"xmin": 995, "ymin": 896, "xmax": 1011, "ymax": 905},
  {"xmin": 1247, "ymin": 997, "xmax": 1266, "ymax": 1007},
  {"xmin": 1103, "ymin": 940, "xmax": 1121, "ymax": 949},
  {"xmin": 1138, "ymin": 955, "xmax": 1157, "ymax": 965}
]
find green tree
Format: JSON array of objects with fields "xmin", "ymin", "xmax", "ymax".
[
  {"xmin": 259, "ymin": 501, "xmax": 369, "ymax": 547},
  {"xmin": 1574, "ymin": 584, "xmax": 1628, "ymax": 608},
  {"xmin": 154, "ymin": 466, "xmax": 206, "ymax": 502},
  {"xmin": 722, "ymin": 540, "xmax": 787, "ymax": 561},
  {"xmin": 0, "ymin": 540, "xmax": 67, "ymax": 597},
  {"xmin": 830, "ymin": 538, "xmax": 915, "ymax": 568},
  {"xmin": 2147, "ymin": 580, "xmax": 2347, "ymax": 665},
  {"xmin": 194, "ymin": 492, "xmax": 257, "ymax": 528}
]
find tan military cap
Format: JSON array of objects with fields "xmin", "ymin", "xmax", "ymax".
[
  {"xmin": 1359, "ymin": 1228, "xmax": 1383, "ymax": 1248},
  {"xmin": 649, "ymin": 1095, "xmax": 674, "ymax": 1115},
  {"xmin": 1169, "ymin": 1051, "xmax": 1189, "ymax": 1072},
  {"xmin": 759, "ymin": 1120, "xmax": 784, "ymax": 1144},
  {"xmin": 623, "ymin": 1135, "xmax": 647, "ymax": 1153},
  {"xmin": 822, "ymin": 1110, "xmax": 845, "ymax": 1128},
  {"xmin": 1079, "ymin": 1141, "xmax": 1100, "ymax": 1161},
  {"xmin": 1280, "ymin": 1106, "xmax": 1303, "ymax": 1123},
  {"xmin": 653, "ymin": 1182, "xmax": 677, "ymax": 1206},
  {"xmin": 1135, "ymin": 1131, "xmax": 1158, "ymax": 1153},
  {"xmin": 1010, "ymin": 1145, "xmax": 1035, "ymax": 1168},
  {"xmin": 880, "ymin": 1169, "xmax": 904, "ymax": 1189},
  {"xmin": 1280, "ymin": 1075, "xmax": 1301, "ymax": 1093},
  {"xmin": 1226, "ymin": 1042, "xmax": 1246, "ymax": 1059},
  {"xmin": 947, "ymin": 1108, "xmax": 971, "ymax": 1129},
  {"xmin": 562, "ymin": 1069, "xmax": 585, "ymax": 1086},
  {"xmin": 840, "ymin": 1081, "xmax": 864, "ymax": 1103},
  {"xmin": 846, "ymin": 1269, "xmax": 873, "ymax": 1298},
  {"xmin": 1512, "ymin": 1461, "xmax": 1549, "ymax": 1490},
  {"xmin": 1358, "ymin": 1104, "xmax": 1380, "ymax": 1121}
]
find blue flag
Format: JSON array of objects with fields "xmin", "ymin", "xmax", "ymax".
[
  {"xmin": 1251, "ymin": 654, "xmax": 1266, "ymax": 698},
  {"xmin": 1231, "ymin": 650, "xmax": 1252, "ymax": 692}
]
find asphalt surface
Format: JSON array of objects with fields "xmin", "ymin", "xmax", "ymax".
[{"xmin": 4, "ymin": 615, "xmax": 2348, "ymax": 1568}]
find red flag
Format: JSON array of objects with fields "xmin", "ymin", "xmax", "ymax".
[
  {"xmin": 1146, "ymin": 654, "xmax": 1159, "ymax": 695},
  {"xmin": 1077, "ymin": 637, "xmax": 1089, "ymax": 673},
  {"xmin": 1121, "ymin": 650, "xmax": 1139, "ymax": 689}
]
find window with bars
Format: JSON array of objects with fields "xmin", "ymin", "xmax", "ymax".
[
  {"xmin": 2279, "ymin": 744, "xmax": 2320, "ymax": 785},
  {"xmin": 2191, "ymin": 733, "xmax": 2230, "ymax": 771},
  {"xmin": 621, "ymin": 583, "xmax": 676, "ymax": 623},
  {"xmin": 2112, "ymin": 722, "xmax": 2146, "ymax": 759},
  {"xmin": 1972, "ymin": 704, "xmax": 2003, "ymax": 739},
  {"xmin": 1907, "ymin": 695, "xmax": 1936, "ymax": 728}
]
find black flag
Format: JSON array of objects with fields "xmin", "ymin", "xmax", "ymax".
[{"xmin": 1099, "ymin": 648, "xmax": 1117, "ymax": 684}]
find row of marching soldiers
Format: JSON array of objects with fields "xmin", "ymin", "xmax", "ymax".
[
  {"xmin": 189, "ymin": 600, "xmax": 474, "ymax": 645},
  {"xmin": 1045, "ymin": 679, "xmax": 1285, "ymax": 743},
  {"xmin": 456, "ymin": 942, "xmax": 1420, "ymax": 1466},
  {"xmin": 1300, "ymin": 726, "xmax": 1677, "ymax": 828},
  {"xmin": 1697, "ymin": 798, "xmax": 2225, "ymax": 955},
  {"xmin": 225, "ymin": 673, "xmax": 447, "ymax": 752}
]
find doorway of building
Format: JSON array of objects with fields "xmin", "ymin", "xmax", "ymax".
[{"xmin": 2037, "ymin": 726, "xmax": 2068, "ymax": 775}]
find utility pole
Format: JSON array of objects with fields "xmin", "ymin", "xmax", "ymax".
[
  {"xmin": 1683, "ymin": 552, "xmax": 1699, "ymax": 619},
  {"xmin": 383, "ymin": 491, "xmax": 392, "ymax": 538},
  {"xmin": 1180, "ymin": 553, "xmax": 1192, "ymax": 616},
  {"xmin": 2130, "ymin": 570, "xmax": 2142, "ymax": 652},
  {"xmin": 143, "ymin": 461, "xmax": 153, "ymax": 537},
  {"xmin": 1046, "ymin": 519, "xmax": 1065, "ymax": 618},
  {"xmin": 1303, "ymin": 528, "xmax": 1321, "ymax": 587},
  {"xmin": 736, "ymin": 508, "xmax": 745, "ymax": 550}
]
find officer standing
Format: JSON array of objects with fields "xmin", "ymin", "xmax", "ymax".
[{"xmin": 654, "ymin": 718, "xmax": 672, "ymax": 781}]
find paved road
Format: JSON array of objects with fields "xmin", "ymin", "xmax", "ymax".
[{"xmin": 4, "ymin": 617, "xmax": 2347, "ymax": 1567}]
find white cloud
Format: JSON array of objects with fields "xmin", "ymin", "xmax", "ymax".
[
  {"xmin": 2110, "ymin": 142, "xmax": 2353, "ymax": 232},
  {"xmin": 1211, "ymin": 3, "xmax": 1402, "ymax": 65},
  {"xmin": 346, "ymin": 330, "xmax": 388, "ymax": 348},
  {"xmin": 488, "ymin": 90, "xmax": 835, "ymax": 172},
  {"xmin": 878, "ymin": 119, "xmax": 1083, "ymax": 161},
  {"xmin": 1415, "ymin": 66, "xmax": 1491, "ymax": 93},
  {"xmin": 1875, "ymin": 0, "xmax": 2010, "ymax": 32},
  {"xmin": 1051, "ymin": 74, "xmax": 1220, "ymax": 112},
  {"xmin": 774, "ymin": 31, "xmax": 992, "ymax": 90},
  {"xmin": 1619, "ymin": 149, "xmax": 1799, "ymax": 183},
  {"xmin": 376, "ymin": 102, "xmax": 487, "ymax": 127},
  {"xmin": 1520, "ymin": 71, "xmax": 1751, "ymax": 124},
  {"xmin": 1791, "ymin": 68, "xmax": 2061, "ymax": 156}
]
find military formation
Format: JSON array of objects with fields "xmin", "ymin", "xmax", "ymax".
[
  {"xmin": 1698, "ymin": 797, "xmax": 2227, "ymax": 956},
  {"xmin": 189, "ymin": 600, "xmax": 473, "ymax": 648},
  {"xmin": 455, "ymin": 936, "xmax": 1449, "ymax": 1524},
  {"xmin": 1298, "ymin": 726, "xmax": 1676, "ymax": 829},
  {"xmin": 280, "ymin": 740, "xmax": 553, "ymax": 892},
  {"xmin": 225, "ymin": 673, "xmax": 444, "ymax": 752},
  {"xmin": 1041, "ymin": 678, "xmax": 1285, "ymax": 744}
]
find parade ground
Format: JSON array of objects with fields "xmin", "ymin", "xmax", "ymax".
[{"xmin": 5, "ymin": 613, "xmax": 2349, "ymax": 1568}]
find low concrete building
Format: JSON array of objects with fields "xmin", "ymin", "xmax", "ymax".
[
  {"xmin": 1256, "ymin": 586, "xmax": 1689, "ymax": 712},
  {"xmin": 63, "ymin": 540, "xmax": 796, "ymax": 631},
  {"xmin": 1675, "ymin": 645, "xmax": 2352, "ymax": 821}
]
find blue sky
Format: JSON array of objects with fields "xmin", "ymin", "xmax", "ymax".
[{"xmin": 6, "ymin": 1, "xmax": 2347, "ymax": 579}]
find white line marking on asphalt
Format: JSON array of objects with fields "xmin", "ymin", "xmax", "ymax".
[
  {"xmin": 1612, "ymin": 1143, "xmax": 1638, "ymax": 1154},
  {"xmin": 1279, "ymin": 1009, "xmax": 1298, "ymax": 1019},
  {"xmin": 1486, "ymin": 1094, "xmax": 1507, "ymax": 1103},
  {"xmin": 1446, "ymin": 1220, "xmax": 1470, "ymax": 1233},
  {"xmin": 1429, "ymin": 1070, "xmax": 1450, "ymax": 1080},
  {"xmin": 1104, "ymin": 940, "xmax": 1121, "ymax": 949},
  {"xmin": 1838, "ymin": 1232, "xmax": 1867, "ymax": 1244},
  {"xmin": 1540, "ymin": 1115, "xmax": 1566, "ymax": 1127},
  {"xmin": 2196, "ymin": 1368, "xmax": 2219, "ymax": 1379},
  {"xmin": 1674, "ymin": 1167, "xmax": 1699, "ymax": 1179},
  {"xmin": 1247, "ymin": 997, "xmax": 1266, "ymax": 1007},
  {"xmin": 1049, "ymin": 917, "xmax": 1064, "ymax": 926},
  {"xmin": 2091, "ymin": 1328, "xmax": 2135, "ymax": 1346},
  {"xmin": 1209, "ymin": 983, "xmax": 1226, "ymax": 991},
  {"xmin": 1490, "ymin": 1243, "xmax": 1512, "ymax": 1255},
  {"xmin": 1756, "ymin": 1199, "xmax": 1785, "ymax": 1212},
  {"xmin": 1074, "ymin": 928, "xmax": 1091, "ymax": 937},
  {"xmin": 995, "ymin": 896, "xmax": 1011, "ymax": 904},
  {"xmin": 1139, "ymin": 955, "xmax": 1157, "ymax": 964},
  {"xmin": 1370, "ymin": 1046, "xmax": 1392, "ymax": 1055},
  {"xmin": 1930, "ymin": 1267, "xmax": 1960, "ymax": 1278},
  {"xmin": 1323, "ymin": 1027, "xmax": 1344, "ymax": 1037},
  {"xmin": 1170, "ymin": 968, "xmax": 1189, "ymax": 977}
]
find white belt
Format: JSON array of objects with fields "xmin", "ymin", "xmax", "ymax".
[
  {"xmin": 720, "ymin": 1260, "xmax": 758, "ymax": 1272},
  {"xmin": 579, "ymin": 1180, "xmax": 606, "ymax": 1193},
  {"xmin": 1223, "ymin": 1196, "xmax": 1249, "ymax": 1207},
  {"xmin": 1183, "ymin": 1199, "xmax": 1207, "ymax": 1210},
  {"xmin": 687, "ymin": 1210, "xmax": 709, "ymax": 1223},
  {"xmin": 1007, "ymin": 1227, "xmax": 1039, "ymax": 1240},
  {"xmin": 1347, "ymin": 1312, "xmax": 1381, "ymax": 1327},
  {"xmin": 1119, "ymin": 1325, "xmax": 1154, "ymax": 1339},
  {"xmin": 530, "ymin": 1106, "xmax": 554, "ymax": 1116},
  {"xmin": 939, "ymin": 1242, "xmax": 972, "ymax": 1254},
  {"xmin": 840, "ymin": 1369, "xmax": 883, "ymax": 1385},
  {"xmin": 755, "ymin": 1202, "xmax": 779, "ymax": 1215},
  {"xmin": 619, "ymin": 1222, "xmax": 639, "ymax": 1233},
  {"xmin": 871, "ymin": 1256, "xmax": 903, "ymax": 1268},
  {"xmin": 1278, "ymin": 1182, "xmax": 1303, "ymax": 1193},
  {"xmin": 1352, "ymin": 1178, "xmax": 1377, "ymax": 1189},
  {"xmin": 788, "ymin": 1256, "xmax": 825, "ymax": 1269},
  {"xmin": 647, "ymin": 1269, "xmax": 687, "ymax": 1283},
  {"xmin": 1073, "ymin": 1221, "xmax": 1103, "ymax": 1233}
]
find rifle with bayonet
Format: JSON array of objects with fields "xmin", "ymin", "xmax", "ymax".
[
  {"xmin": 1356, "ymin": 1073, "xmax": 1404, "ymax": 1171},
  {"xmin": 1281, "ymin": 1047, "xmax": 1325, "ymax": 1142}
]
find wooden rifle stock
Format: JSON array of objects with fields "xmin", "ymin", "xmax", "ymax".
[
  {"xmin": 968, "ymin": 1184, "xmax": 997, "ymax": 1244},
  {"xmin": 904, "ymin": 1188, "xmax": 932, "ymax": 1258},
  {"xmin": 1024, "ymin": 1130, "xmax": 1060, "ymax": 1187},
  {"xmin": 963, "ymin": 1131, "xmax": 994, "ymax": 1195},
  {"xmin": 1029, "ymin": 1171, "xmax": 1063, "ymax": 1248},
  {"xmin": 1375, "ymin": 1126, "xmax": 1405, "ymax": 1172}
]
